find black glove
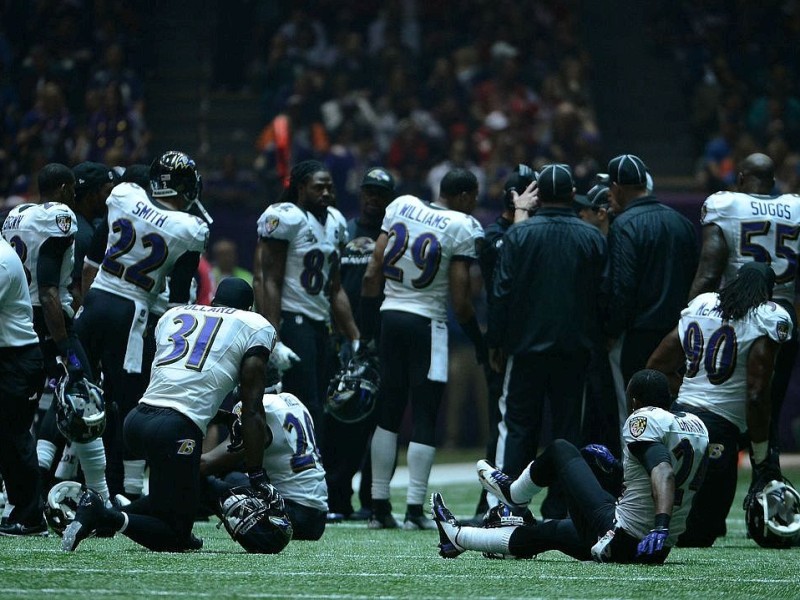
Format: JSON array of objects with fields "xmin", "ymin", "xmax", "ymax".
[
  {"xmin": 744, "ymin": 460, "xmax": 782, "ymax": 508},
  {"xmin": 248, "ymin": 467, "xmax": 273, "ymax": 497}
]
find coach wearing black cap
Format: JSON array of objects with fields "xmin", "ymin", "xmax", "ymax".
[
  {"xmin": 323, "ymin": 167, "xmax": 396, "ymax": 523},
  {"xmin": 605, "ymin": 154, "xmax": 697, "ymax": 431},
  {"xmin": 487, "ymin": 163, "xmax": 607, "ymax": 519},
  {"xmin": 71, "ymin": 162, "xmax": 115, "ymax": 306}
]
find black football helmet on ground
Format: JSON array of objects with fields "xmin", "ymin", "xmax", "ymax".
[
  {"xmin": 480, "ymin": 502, "xmax": 537, "ymax": 559},
  {"xmin": 54, "ymin": 375, "xmax": 106, "ymax": 443},
  {"xmin": 745, "ymin": 479, "xmax": 800, "ymax": 548},
  {"xmin": 326, "ymin": 353, "xmax": 380, "ymax": 423},
  {"xmin": 218, "ymin": 485, "xmax": 293, "ymax": 554}
]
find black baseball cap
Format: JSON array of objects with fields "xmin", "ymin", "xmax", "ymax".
[
  {"xmin": 538, "ymin": 164, "xmax": 574, "ymax": 201},
  {"xmin": 361, "ymin": 168, "xmax": 395, "ymax": 192},
  {"xmin": 608, "ymin": 154, "xmax": 648, "ymax": 186},
  {"xmin": 73, "ymin": 162, "xmax": 115, "ymax": 193}
]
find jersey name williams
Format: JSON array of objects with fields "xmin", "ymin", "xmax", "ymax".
[
  {"xmin": 132, "ymin": 200, "xmax": 170, "ymax": 228},
  {"xmin": 397, "ymin": 202, "xmax": 450, "ymax": 231}
]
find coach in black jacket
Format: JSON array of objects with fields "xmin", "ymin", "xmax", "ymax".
[
  {"xmin": 605, "ymin": 154, "xmax": 698, "ymax": 426},
  {"xmin": 487, "ymin": 164, "xmax": 607, "ymax": 519}
]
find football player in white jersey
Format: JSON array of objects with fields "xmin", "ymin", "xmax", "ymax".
[
  {"xmin": 1, "ymin": 163, "xmax": 111, "ymax": 508},
  {"xmin": 75, "ymin": 151, "xmax": 210, "ymax": 500},
  {"xmin": 648, "ymin": 262, "xmax": 791, "ymax": 546},
  {"xmin": 361, "ymin": 168, "xmax": 486, "ymax": 530},
  {"xmin": 63, "ymin": 278, "xmax": 276, "ymax": 552},
  {"xmin": 255, "ymin": 160, "xmax": 359, "ymax": 435},
  {"xmin": 688, "ymin": 152, "xmax": 800, "ymax": 483},
  {"xmin": 0, "ymin": 236, "xmax": 46, "ymax": 536},
  {"xmin": 201, "ymin": 385, "xmax": 328, "ymax": 540},
  {"xmin": 432, "ymin": 370, "xmax": 709, "ymax": 564}
]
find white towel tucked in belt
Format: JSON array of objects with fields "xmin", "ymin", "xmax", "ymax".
[
  {"xmin": 427, "ymin": 320, "xmax": 448, "ymax": 382},
  {"xmin": 123, "ymin": 300, "xmax": 149, "ymax": 373}
]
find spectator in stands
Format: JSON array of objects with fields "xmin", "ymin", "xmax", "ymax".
[{"xmin": 210, "ymin": 239, "xmax": 252, "ymax": 288}]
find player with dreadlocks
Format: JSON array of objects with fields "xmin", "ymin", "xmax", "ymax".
[
  {"xmin": 254, "ymin": 160, "xmax": 359, "ymax": 446},
  {"xmin": 647, "ymin": 261, "xmax": 792, "ymax": 547}
]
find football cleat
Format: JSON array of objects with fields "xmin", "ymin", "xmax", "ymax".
[
  {"xmin": 430, "ymin": 492, "xmax": 464, "ymax": 558},
  {"xmin": 0, "ymin": 518, "xmax": 49, "ymax": 537},
  {"xmin": 367, "ymin": 513, "xmax": 400, "ymax": 530},
  {"xmin": 62, "ymin": 489, "xmax": 108, "ymax": 551},
  {"xmin": 476, "ymin": 460, "xmax": 523, "ymax": 507},
  {"xmin": 402, "ymin": 512, "xmax": 437, "ymax": 531}
]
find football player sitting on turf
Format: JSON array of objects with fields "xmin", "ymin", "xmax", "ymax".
[
  {"xmin": 200, "ymin": 379, "xmax": 328, "ymax": 541},
  {"xmin": 432, "ymin": 369, "xmax": 709, "ymax": 564}
]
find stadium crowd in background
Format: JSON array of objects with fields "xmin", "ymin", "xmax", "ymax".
[{"xmin": 1, "ymin": 0, "xmax": 800, "ymax": 557}]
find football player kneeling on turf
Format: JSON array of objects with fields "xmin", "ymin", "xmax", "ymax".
[{"xmin": 61, "ymin": 278, "xmax": 278, "ymax": 553}]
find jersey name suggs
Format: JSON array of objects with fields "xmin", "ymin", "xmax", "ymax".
[{"xmin": 750, "ymin": 201, "xmax": 791, "ymax": 219}]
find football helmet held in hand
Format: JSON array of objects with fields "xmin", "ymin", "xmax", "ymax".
[
  {"xmin": 326, "ymin": 352, "xmax": 380, "ymax": 423},
  {"xmin": 55, "ymin": 375, "xmax": 106, "ymax": 443},
  {"xmin": 745, "ymin": 479, "xmax": 800, "ymax": 548},
  {"xmin": 218, "ymin": 485, "xmax": 293, "ymax": 554},
  {"xmin": 44, "ymin": 480, "xmax": 83, "ymax": 536}
]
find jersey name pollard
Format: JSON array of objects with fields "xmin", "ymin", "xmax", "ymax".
[
  {"xmin": 676, "ymin": 292, "xmax": 791, "ymax": 431},
  {"xmin": 260, "ymin": 392, "xmax": 327, "ymax": 511},
  {"xmin": 257, "ymin": 203, "xmax": 347, "ymax": 322},
  {"xmin": 2, "ymin": 202, "xmax": 76, "ymax": 312},
  {"xmin": 615, "ymin": 406, "xmax": 709, "ymax": 546},
  {"xmin": 0, "ymin": 237, "xmax": 40, "ymax": 348},
  {"xmin": 701, "ymin": 191, "xmax": 800, "ymax": 304},
  {"xmin": 141, "ymin": 304, "xmax": 276, "ymax": 434},
  {"xmin": 379, "ymin": 195, "xmax": 484, "ymax": 322},
  {"xmin": 90, "ymin": 183, "xmax": 209, "ymax": 307}
]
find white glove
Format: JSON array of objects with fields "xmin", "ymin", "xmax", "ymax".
[{"xmin": 269, "ymin": 341, "xmax": 300, "ymax": 374}]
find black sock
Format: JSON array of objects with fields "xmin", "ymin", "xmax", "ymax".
[{"xmin": 406, "ymin": 504, "xmax": 424, "ymax": 518}]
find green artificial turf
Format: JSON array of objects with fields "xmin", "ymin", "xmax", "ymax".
[{"xmin": 1, "ymin": 466, "xmax": 799, "ymax": 600}]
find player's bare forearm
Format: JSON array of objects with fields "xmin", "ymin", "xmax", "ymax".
[
  {"xmin": 200, "ymin": 438, "xmax": 244, "ymax": 476},
  {"xmin": 688, "ymin": 224, "xmax": 728, "ymax": 300},
  {"xmin": 746, "ymin": 336, "xmax": 779, "ymax": 443},
  {"xmin": 332, "ymin": 286, "xmax": 359, "ymax": 341},
  {"xmin": 82, "ymin": 262, "xmax": 99, "ymax": 298},
  {"xmin": 239, "ymin": 355, "xmax": 267, "ymax": 471},
  {"xmin": 646, "ymin": 328, "xmax": 684, "ymax": 397},
  {"xmin": 258, "ymin": 240, "xmax": 287, "ymax": 331},
  {"xmin": 40, "ymin": 285, "xmax": 68, "ymax": 347},
  {"xmin": 362, "ymin": 232, "xmax": 387, "ymax": 299},
  {"xmin": 650, "ymin": 462, "xmax": 676, "ymax": 517}
]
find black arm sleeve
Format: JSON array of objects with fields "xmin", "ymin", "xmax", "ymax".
[
  {"xmin": 37, "ymin": 236, "xmax": 73, "ymax": 289},
  {"xmin": 168, "ymin": 251, "xmax": 201, "ymax": 304},
  {"xmin": 628, "ymin": 441, "xmax": 671, "ymax": 475},
  {"xmin": 86, "ymin": 217, "xmax": 109, "ymax": 265},
  {"xmin": 242, "ymin": 345, "xmax": 271, "ymax": 363}
]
